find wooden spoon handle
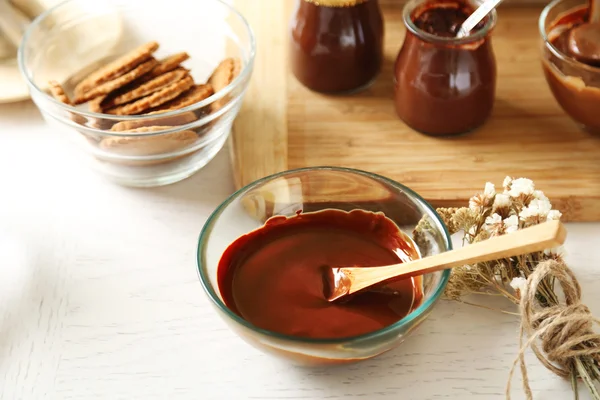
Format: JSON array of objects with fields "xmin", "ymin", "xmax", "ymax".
[{"xmin": 334, "ymin": 220, "xmax": 566, "ymax": 298}]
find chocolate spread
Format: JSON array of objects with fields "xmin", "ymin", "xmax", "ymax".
[
  {"xmin": 289, "ymin": 0, "xmax": 384, "ymax": 93},
  {"xmin": 542, "ymin": 4, "xmax": 600, "ymax": 132},
  {"xmin": 394, "ymin": 0, "xmax": 496, "ymax": 136},
  {"xmin": 217, "ymin": 209, "xmax": 423, "ymax": 340}
]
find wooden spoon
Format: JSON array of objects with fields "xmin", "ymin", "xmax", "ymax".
[
  {"xmin": 567, "ymin": 0, "xmax": 600, "ymax": 65},
  {"xmin": 326, "ymin": 220, "xmax": 567, "ymax": 302}
]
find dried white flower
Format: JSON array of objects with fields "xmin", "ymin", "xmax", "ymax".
[
  {"xmin": 508, "ymin": 178, "xmax": 535, "ymax": 198},
  {"xmin": 469, "ymin": 193, "xmax": 488, "ymax": 210},
  {"xmin": 521, "ymin": 198, "xmax": 552, "ymax": 220},
  {"xmin": 547, "ymin": 210, "xmax": 562, "ymax": 220},
  {"xmin": 533, "ymin": 190, "xmax": 549, "ymax": 202},
  {"xmin": 544, "ymin": 246, "xmax": 566, "ymax": 256},
  {"xmin": 493, "ymin": 193, "xmax": 511, "ymax": 209},
  {"xmin": 503, "ymin": 215, "xmax": 519, "ymax": 233},
  {"xmin": 484, "ymin": 182, "xmax": 496, "ymax": 198},
  {"xmin": 503, "ymin": 176, "xmax": 513, "ymax": 190},
  {"xmin": 510, "ymin": 277, "xmax": 527, "ymax": 294},
  {"xmin": 483, "ymin": 213, "xmax": 505, "ymax": 236},
  {"xmin": 485, "ymin": 213, "xmax": 502, "ymax": 225}
]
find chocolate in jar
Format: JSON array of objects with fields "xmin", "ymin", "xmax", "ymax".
[
  {"xmin": 289, "ymin": 0, "xmax": 384, "ymax": 94},
  {"xmin": 394, "ymin": 0, "xmax": 497, "ymax": 136}
]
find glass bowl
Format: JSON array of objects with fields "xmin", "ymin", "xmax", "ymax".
[
  {"xmin": 196, "ymin": 167, "xmax": 452, "ymax": 366},
  {"xmin": 540, "ymin": 0, "xmax": 600, "ymax": 134},
  {"xmin": 18, "ymin": 0, "xmax": 255, "ymax": 187}
]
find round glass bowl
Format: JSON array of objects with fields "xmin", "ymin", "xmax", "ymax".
[
  {"xmin": 540, "ymin": 0, "xmax": 600, "ymax": 134},
  {"xmin": 19, "ymin": 0, "xmax": 255, "ymax": 187},
  {"xmin": 197, "ymin": 167, "xmax": 452, "ymax": 366}
]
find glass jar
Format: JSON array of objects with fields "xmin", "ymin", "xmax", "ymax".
[
  {"xmin": 289, "ymin": 0, "xmax": 384, "ymax": 94},
  {"xmin": 394, "ymin": 0, "xmax": 497, "ymax": 136}
]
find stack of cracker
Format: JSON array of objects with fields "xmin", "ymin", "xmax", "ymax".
[
  {"xmin": 46, "ymin": 41, "xmax": 243, "ymax": 166},
  {"xmin": 49, "ymin": 41, "xmax": 241, "ymax": 117}
]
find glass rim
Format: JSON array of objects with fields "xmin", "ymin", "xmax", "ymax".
[
  {"xmin": 538, "ymin": 0, "xmax": 600, "ymax": 74},
  {"xmin": 196, "ymin": 166, "xmax": 453, "ymax": 345},
  {"xmin": 17, "ymin": 0, "xmax": 256, "ymax": 125},
  {"xmin": 403, "ymin": 0, "xmax": 497, "ymax": 45}
]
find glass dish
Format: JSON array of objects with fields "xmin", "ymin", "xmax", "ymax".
[
  {"xmin": 19, "ymin": 0, "xmax": 255, "ymax": 187},
  {"xmin": 197, "ymin": 167, "xmax": 452, "ymax": 366},
  {"xmin": 540, "ymin": 0, "xmax": 600, "ymax": 134}
]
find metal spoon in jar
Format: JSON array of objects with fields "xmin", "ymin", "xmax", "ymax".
[
  {"xmin": 455, "ymin": 0, "xmax": 504, "ymax": 39},
  {"xmin": 566, "ymin": 0, "xmax": 600, "ymax": 66}
]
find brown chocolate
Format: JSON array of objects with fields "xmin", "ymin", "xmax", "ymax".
[
  {"xmin": 567, "ymin": 22, "xmax": 600, "ymax": 66},
  {"xmin": 543, "ymin": 4, "xmax": 600, "ymax": 132},
  {"xmin": 413, "ymin": 2, "xmax": 483, "ymax": 37},
  {"xmin": 289, "ymin": 0, "xmax": 384, "ymax": 93},
  {"xmin": 394, "ymin": 0, "xmax": 496, "ymax": 136},
  {"xmin": 217, "ymin": 209, "xmax": 423, "ymax": 340}
]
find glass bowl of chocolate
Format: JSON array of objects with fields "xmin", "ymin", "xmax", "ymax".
[
  {"xmin": 540, "ymin": 0, "xmax": 600, "ymax": 134},
  {"xmin": 196, "ymin": 167, "xmax": 452, "ymax": 366},
  {"xmin": 18, "ymin": 0, "xmax": 255, "ymax": 187}
]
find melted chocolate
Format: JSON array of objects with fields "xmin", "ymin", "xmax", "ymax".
[
  {"xmin": 414, "ymin": 3, "xmax": 484, "ymax": 37},
  {"xmin": 289, "ymin": 0, "xmax": 384, "ymax": 93},
  {"xmin": 543, "ymin": 4, "xmax": 600, "ymax": 132},
  {"xmin": 217, "ymin": 209, "xmax": 423, "ymax": 339},
  {"xmin": 567, "ymin": 23, "xmax": 600, "ymax": 65},
  {"xmin": 394, "ymin": 0, "xmax": 496, "ymax": 136},
  {"xmin": 548, "ymin": 6, "xmax": 600, "ymax": 67}
]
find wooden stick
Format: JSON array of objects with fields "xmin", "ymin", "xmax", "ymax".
[{"xmin": 328, "ymin": 220, "xmax": 567, "ymax": 301}]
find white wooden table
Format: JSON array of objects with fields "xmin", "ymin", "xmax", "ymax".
[{"xmin": 1, "ymin": 101, "xmax": 599, "ymax": 399}]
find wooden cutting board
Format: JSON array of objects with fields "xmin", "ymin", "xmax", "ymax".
[{"xmin": 230, "ymin": 1, "xmax": 600, "ymax": 222}]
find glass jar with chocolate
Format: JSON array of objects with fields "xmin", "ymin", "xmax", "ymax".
[
  {"xmin": 289, "ymin": 0, "xmax": 384, "ymax": 94},
  {"xmin": 394, "ymin": 0, "xmax": 497, "ymax": 136}
]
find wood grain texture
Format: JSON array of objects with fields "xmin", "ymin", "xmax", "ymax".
[
  {"xmin": 229, "ymin": 0, "xmax": 289, "ymax": 189},
  {"xmin": 231, "ymin": 3, "xmax": 600, "ymax": 222}
]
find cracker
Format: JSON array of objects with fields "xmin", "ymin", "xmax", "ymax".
[
  {"xmin": 74, "ymin": 58, "xmax": 158, "ymax": 104},
  {"xmin": 154, "ymin": 84, "xmax": 214, "ymax": 111},
  {"xmin": 103, "ymin": 68, "xmax": 188, "ymax": 108},
  {"xmin": 146, "ymin": 52, "xmax": 190, "ymax": 79},
  {"xmin": 89, "ymin": 96, "xmax": 104, "ymax": 113},
  {"xmin": 106, "ymin": 75, "xmax": 194, "ymax": 116},
  {"xmin": 110, "ymin": 111, "xmax": 198, "ymax": 132},
  {"xmin": 99, "ymin": 126, "xmax": 198, "ymax": 158},
  {"xmin": 208, "ymin": 57, "xmax": 242, "ymax": 92},
  {"xmin": 74, "ymin": 41, "xmax": 159, "ymax": 97},
  {"xmin": 48, "ymin": 80, "xmax": 72, "ymax": 105},
  {"xmin": 208, "ymin": 58, "xmax": 242, "ymax": 112}
]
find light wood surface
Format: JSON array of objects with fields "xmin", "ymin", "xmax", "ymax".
[
  {"xmin": 229, "ymin": 0, "xmax": 288, "ymax": 189},
  {"xmin": 2, "ymin": 100, "xmax": 600, "ymax": 399},
  {"xmin": 229, "ymin": 3, "xmax": 600, "ymax": 222},
  {"xmin": 330, "ymin": 220, "xmax": 567, "ymax": 300}
]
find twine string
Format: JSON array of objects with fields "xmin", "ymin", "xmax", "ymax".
[{"xmin": 506, "ymin": 260, "xmax": 600, "ymax": 399}]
